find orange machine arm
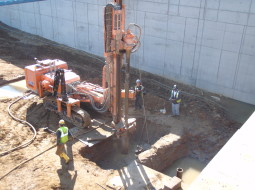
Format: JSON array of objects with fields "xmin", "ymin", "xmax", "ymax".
[{"xmin": 103, "ymin": 1, "xmax": 141, "ymax": 125}]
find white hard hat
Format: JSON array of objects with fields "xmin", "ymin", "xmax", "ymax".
[
  {"xmin": 136, "ymin": 79, "xmax": 141, "ymax": 83},
  {"xmin": 173, "ymin": 84, "xmax": 177, "ymax": 89},
  {"xmin": 59, "ymin": 119, "xmax": 65, "ymax": 125}
]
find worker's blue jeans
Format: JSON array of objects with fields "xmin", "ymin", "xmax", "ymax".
[
  {"xmin": 172, "ymin": 103, "xmax": 180, "ymax": 116},
  {"xmin": 135, "ymin": 95, "xmax": 142, "ymax": 109}
]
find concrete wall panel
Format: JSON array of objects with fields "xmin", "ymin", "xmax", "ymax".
[
  {"xmin": 204, "ymin": 9, "xmax": 218, "ymax": 21},
  {"xmin": 75, "ymin": 22, "xmax": 89, "ymax": 51},
  {"xmin": 168, "ymin": 4, "xmax": 179, "ymax": 16},
  {"xmin": 143, "ymin": 36, "xmax": 165, "ymax": 75},
  {"xmin": 242, "ymin": 33, "xmax": 255, "ymax": 55},
  {"xmin": 0, "ymin": 7, "xmax": 11, "ymax": 25},
  {"xmin": 180, "ymin": 0, "xmax": 201, "ymax": 7},
  {"xmin": 181, "ymin": 43, "xmax": 195, "ymax": 78},
  {"xmin": 136, "ymin": 1, "xmax": 168, "ymax": 14},
  {"xmin": 56, "ymin": 18, "xmax": 75, "ymax": 47},
  {"xmin": 19, "ymin": 2, "xmax": 35, "ymax": 13},
  {"xmin": 88, "ymin": 24, "xmax": 100, "ymax": 55},
  {"xmin": 184, "ymin": 18, "xmax": 198, "ymax": 44},
  {"xmin": 219, "ymin": 0, "xmax": 251, "ymax": 13},
  {"xmin": 40, "ymin": 15, "xmax": 54, "ymax": 40},
  {"xmin": 222, "ymin": 31, "xmax": 242, "ymax": 52},
  {"xmin": 248, "ymin": 14, "xmax": 255, "ymax": 26},
  {"xmin": 217, "ymin": 51, "xmax": 238, "ymax": 88},
  {"xmin": 145, "ymin": 12, "xmax": 168, "ymax": 38},
  {"xmin": 218, "ymin": 11, "xmax": 248, "ymax": 25},
  {"xmin": 165, "ymin": 40, "xmax": 183, "ymax": 75},
  {"xmin": 74, "ymin": 1, "xmax": 88, "ymax": 24},
  {"xmin": 167, "ymin": 16, "xmax": 185, "ymax": 41},
  {"xmin": 56, "ymin": 0, "xmax": 73, "ymax": 21},
  {"xmin": 251, "ymin": 0, "xmax": 255, "ymax": 13},
  {"xmin": 20, "ymin": 11, "xmax": 36, "ymax": 34},
  {"xmin": 179, "ymin": 6, "xmax": 200, "ymax": 18},
  {"xmin": 202, "ymin": 21, "xmax": 225, "ymax": 49},
  {"xmin": 206, "ymin": 0, "xmax": 220, "ymax": 9},
  {"xmin": 9, "ymin": 9, "xmax": 21, "ymax": 29},
  {"xmin": 197, "ymin": 47, "xmax": 221, "ymax": 84},
  {"xmin": 225, "ymin": 23, "xmax": 244, "ymax": 33},
  {"xmin": 88, "ymin": 4, "xmax": 99, "ymax": 26},
  {"xmin": 38, "ymin": 0, "xmax": 52, "ymax": 16},
  {"xmin": 1, "ymin": 0, "xmax": 255, "ymax": 104},
  {"xmin": 235, "ymin": 54, "xmax": 255, "ymax": 94}
]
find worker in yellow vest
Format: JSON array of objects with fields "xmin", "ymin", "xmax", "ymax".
[
  {"xmin": 55, "ymin": 119, "xmax": 73, "ymax": 164},
  {"xmin": 169, "ymin": 84, "xmax": 181, "ymax": 117}
]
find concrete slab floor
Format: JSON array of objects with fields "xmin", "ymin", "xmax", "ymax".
[{"xmin": 107, "ymin": 160, "xmax": 181, "ymax": 190}]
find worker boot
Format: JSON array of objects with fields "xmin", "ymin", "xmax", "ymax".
[{"xmin": 60, "ymin": 153, "xmax": 70, "ymax": 164}]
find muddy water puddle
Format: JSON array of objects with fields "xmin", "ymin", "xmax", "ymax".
[
  {"xmin": 163, "ymin": 157, "xmax": 207, "ymax": 190},
  {"xmin": 0, "ymin": 80, "xmax": 27, "ymax": 98}
]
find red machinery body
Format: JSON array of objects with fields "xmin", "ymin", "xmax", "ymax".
[
  {"xmin": 25, "ymin": 59, "xmax": 135, "ymax": 106},
  {"xmin": 25, "ymin": 59, "xmax": 69, "ymax": 96}
]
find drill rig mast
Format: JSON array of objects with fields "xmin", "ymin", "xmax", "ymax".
[{"xmin": 104, "ymin": 0, "xmax": 141, "ymax": 128}]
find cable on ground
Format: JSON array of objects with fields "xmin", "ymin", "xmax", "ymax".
[
  {"xmin": 136, "ymin": 60, "xmax": 150, "ymax": 146},
  {"xmin": 0, "ymin": 92, "xmax": 37, "ymax": 157},
  {"xmin": 0, "ymin": 144, "xmax": 56, "ymax": 180}
]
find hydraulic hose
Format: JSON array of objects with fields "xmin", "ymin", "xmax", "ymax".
[
  {"xmin": 0, "ymin": 120, "xmax": 109, "ymax": 180},
  {"xmin": 0, "ymin": 144, "xmax": 56, "ymax": 180},
  {"xmin": 126, "ymin": 23, "xmax": 142, "ymax": 53},
  {"xmin": 87, "ymin": 92, "xmax": 110, "ymax": 113},
  {"xmin": 0, "ymin": 92, "xmax": 37, "ymax": 157}
]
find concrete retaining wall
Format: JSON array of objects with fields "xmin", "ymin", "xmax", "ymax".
[{"xmin": 1, "ymin": 0, "xmax": 255, "ymax": 105}]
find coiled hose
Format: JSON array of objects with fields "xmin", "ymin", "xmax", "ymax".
[
  {"xmin": 0, "ymin": 92, "xmax": 37, "ymax": 156},
  {"xmin": 87, "ymin": 92, "xmax": 110, "ymax": 113}
]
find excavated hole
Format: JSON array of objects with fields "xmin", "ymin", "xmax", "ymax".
[
  {"xmin": 79, "ymin": 117, "xmax": 205, "ymax": 170},
  {"xmin": 79, "ymin": 117, "xmax": 146, "ymax": 169},
  {"xmin": 78, "ymin": 116, "xmax": 220, "ymax": 190}
]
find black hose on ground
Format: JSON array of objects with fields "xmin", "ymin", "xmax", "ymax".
[
  {"xmin": 0, "ymin": 119, "xmax": 111, "ymax": 180},
  {"xmin": 0, "ymin": 144, "xmax": 56, "ymax": 180},
  {"xmin": 0, "ymin": 92, "xmax": 37, "ymax": 157}
]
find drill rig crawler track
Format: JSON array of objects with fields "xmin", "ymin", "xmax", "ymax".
[{"xmin": 43, "ymin": 96, "xmax": 91, "ymax": 128}]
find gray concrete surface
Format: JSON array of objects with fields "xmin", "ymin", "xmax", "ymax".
[
  {"xmin": 107, "ymin": 160, "xmax": 181, "ymax": 190},
  {"xmin": 0, "ymin": 0, "xmax": 255, "ymax": 105},
  {"xmin": 188, "ymin": 110, "xmax": 255, "ymax": 190}
]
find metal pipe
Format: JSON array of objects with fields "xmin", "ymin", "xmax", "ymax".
[
  {"xmin": 176, "ymin": 168, "xmax": 183, "ymax": 179},
  {"xmin": 124, "ymin": 49, "xmax": 131, "ymax": 128}
]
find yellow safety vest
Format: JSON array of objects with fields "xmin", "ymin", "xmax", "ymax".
[
  {"xmin": 58, "ymin": 126, "xmax": 69, "ymax": 144},
  {"xmin": 171, "ymin": 90, "xmax": 181, "ymax": 103}
]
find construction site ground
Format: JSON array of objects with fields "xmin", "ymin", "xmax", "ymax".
[{"xmin": 0, "ymin": 23, "xmax": 254, "ymax": 190}]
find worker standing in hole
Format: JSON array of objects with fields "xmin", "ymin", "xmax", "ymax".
[
  {"xmin": 56, "ymin": 120, "xmax": 73, "ymax": 164},
  {"xmin": 169, "ymin": 84, "xmax": 181, "ymax": 117},
  {"xmin": 135, "ymin": 79, "xmax": 145, "ymax": 110}
]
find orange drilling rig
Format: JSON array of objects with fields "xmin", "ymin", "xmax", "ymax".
[{"xmin": 24, "ymin": 0, "xmax": 141, "ymax": 136}]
